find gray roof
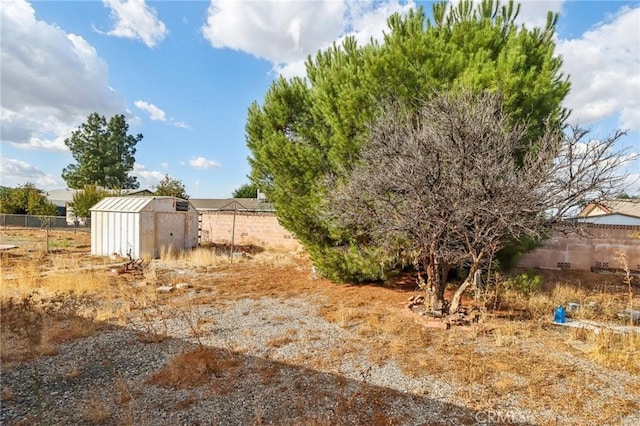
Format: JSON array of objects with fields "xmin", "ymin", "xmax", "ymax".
[
  {"xmin": 189, "ymin": 198, "xmax": 275, "ymax": 212},
  {"xmin": 46, "ymin": 189, "xmax": 78, "ymax": 206}
]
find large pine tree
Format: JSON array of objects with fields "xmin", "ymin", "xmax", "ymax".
[{"xmin": 246, "ymin": 0, "xmax": 570, "ymax": 281}]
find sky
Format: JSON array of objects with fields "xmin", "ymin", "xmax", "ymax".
[{"xmin": 1, "ymin": 0, "xmax": 639, "ymax": 198}]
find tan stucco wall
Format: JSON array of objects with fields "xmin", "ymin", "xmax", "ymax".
[
  {"xmin": 518, "ymin": 225, "xmax": 640, "ymax": 271},
  {"xmin": 199, "ymin": 211, "xmax": 301, "ymax": 251}
]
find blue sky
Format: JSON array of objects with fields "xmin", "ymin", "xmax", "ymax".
[{"xmin": 1, "ymin": 0, "xmax": 639, "ymax": 198}]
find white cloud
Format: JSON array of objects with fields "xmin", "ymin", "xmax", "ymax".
[
  {"xmin": 102, "ymin": 0, "xmax": 167, "ymax": 48},
  {"xmin": 203, "ymin": 0, "xmax": 345, "ymax": 65},
  {"xmin": 202, "ymin": 0, "xmax": 414, "ymax": 78},
  {"xmin": 160, "ymin": 162, "xmax": 169, "ymax": 168},
  {"xmin": 133, "ymin": 100, "xmax": 191, "ymax": 128},
  {"xmin": 189, "ymin": 156, "xmax": 220, "ymax": 169},
  {"xmin": 513, "ymin": 0, "xmax": 565, "ymax": 29},
  {"xmin": 345, "ymin": 0, "xmax": 415, "ymax": 45},
  {"xmin": 0, "ymin": 0, "xmax": 126, "ymax": 151},
  {"xmin": 0, "ymin": 156, "xmax": 60, "ymax": 188},
  {"xmin": 173, "ymin": 121, "xmax": 191, "ymax": 129},
  {"xmin": 623, "ymin": 172, "xmax": 640, "ymax": 195},
  {"xmin": 134, "ymin": 100, "xmax": 167, "ymax": 121},
  {"xmin": 558, "ymin": 6, "xmax": 640, "ymax": 131},
  {"xmin": 132, "ymin": 163, "xmax": 164, "ymax": 189},
  {"xmin": 273, "ymin": 60, "xmax": 308, "ymax": 80}
]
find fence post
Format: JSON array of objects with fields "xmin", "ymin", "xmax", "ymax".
[{"xmin": 230, "ymin": 202, "xmax": 237, "ymax": 264}]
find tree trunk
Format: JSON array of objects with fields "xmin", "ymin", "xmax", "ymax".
[
  {"xmin": 449, "ymin": 260, "xmax": 481, "ymax": 315},
  {"xmin": 425, "ymin": 259, "xmax": 448, "ymax": 314},
  {"xmin": 449, "ymin": 275, "xmax": 472, "ymax": 315}
]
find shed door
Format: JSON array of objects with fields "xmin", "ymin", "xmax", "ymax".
[{"xmin": 156, "ymin": 213, "xmax": 186, "ymax": 256}]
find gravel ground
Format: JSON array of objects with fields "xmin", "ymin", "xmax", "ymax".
[
  {"xmin": 2, "ymin": 289, "xmax": 638, "ymax": 425},
  {"xmin": 1, "ymin": 294, "xmax": 498, "ymax": 425}
]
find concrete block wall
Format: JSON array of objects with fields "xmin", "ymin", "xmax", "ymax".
[
  {"xmin": 199, "ymin": 211, "xmax": 301, "ymax": 251},
  {"xmin": 518, "ymin": 225, "xmax": 640, "ymax": 271}
]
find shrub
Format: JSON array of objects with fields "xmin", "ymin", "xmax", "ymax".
[{"xmin": 503, "ymin": 272, "xmax": 543, "ymax": 296}]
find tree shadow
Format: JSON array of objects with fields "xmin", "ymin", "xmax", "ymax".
[{"xmin": 0, "ymin": 324, "xmax": 535, "ymax": 426}]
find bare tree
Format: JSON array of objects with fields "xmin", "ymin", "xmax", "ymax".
[{"xmin": 327, "ymin": 91, "xmax": 635, "ymax": 316}]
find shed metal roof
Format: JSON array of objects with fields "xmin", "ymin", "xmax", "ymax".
[{"xmin": 90, "ymin": 196, "xmax": 154, "ymax": 213}]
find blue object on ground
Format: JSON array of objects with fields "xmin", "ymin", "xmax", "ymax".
[{"xmin": 554, "ymin": 305, "xmax": 566, "ymax": 323}]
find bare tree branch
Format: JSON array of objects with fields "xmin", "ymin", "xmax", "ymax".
[{"xmin": 325, "ymin": 91, "xmax": 636, "ymax": 315}]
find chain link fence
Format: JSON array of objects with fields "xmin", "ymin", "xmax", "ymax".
[{"xmin": 1, "ymin": 214, "xmax": 91, "ymax": 230}]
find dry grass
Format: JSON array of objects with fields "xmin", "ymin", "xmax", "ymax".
[
  {"xmin": 2, "ymin": 387, "xmax": 14, "ymax": 401},
  {"xmin": 3, "ymin": 228, "xmax": 639, "ymax": 424},
  {"xmin": 64, "ymin": 362, "xmax": 81, "ymax": 380},
  {"xmin": 83, "ymin": 398, "xmax": 112, "ymax": 424},
  {"xmin": 267, "ymin": 331, "xmax": 297, "ymax": 348},
  {"xmin": 172, "ymin": 396, "xmax": 197, "ymax": 411},
  {"xmin": 588, "ymin": 330, "xmax": 640, "ymax": 373},
  {"xmin": 147, "ymin": 347, "xmax": 241, "ymax": 389},
  {"xmin": 0, "ymin": 231, "xmax": 150, "ymax": 362},
  {"xmin": 157, "ymin": 241, "xmax": 305, "ymax": 272},
  {"xmin": 2, "ymin": 261, "xmax": 116, "ymax": 302}
]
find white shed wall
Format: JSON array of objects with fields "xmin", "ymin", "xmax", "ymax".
[{"xmin": 91, "ymin": 211, "xmax": 141, "ymax": 258}]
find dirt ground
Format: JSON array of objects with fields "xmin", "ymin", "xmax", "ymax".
[{"xmin": 1, "ymin": 228, "xmax": 639, "ymax": 425}]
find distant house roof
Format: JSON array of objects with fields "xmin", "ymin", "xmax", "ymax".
[
  {"xmin": 190, "ymin": 198, "xmax": 275, "ymax": 212},
  {"xmin": 119, "ymin": 189, "xmax": 155, "ymax": 196},
  {"xmin": 46, "ymin": 189, "xmax": 77, "ymax": 207},
  {"xmin": 579, "ymin": 199, "xmax": 640, "ymax": 219},
  {"xmin": 45, "ymin": 188, "xmax": 155, "ymax": 207}
]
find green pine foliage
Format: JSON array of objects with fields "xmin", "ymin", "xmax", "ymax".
[
  {"xmin": 232, "ymin": 183, "xmax": 258, "ymax": 198},
  {"xmin": 246, "ymin": 0, "xmax": 570, "ymax": 282},
  {"xmin": 62, "ymin": 113, "xmax": 141, "ymax": 190},
  {"xmin": 495, "ymin": 235, "xmax": 546, "ymax": 271}
]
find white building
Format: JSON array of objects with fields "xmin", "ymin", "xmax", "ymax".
[
  {"xmin": 90, "ymin": 196, "xmax": 199, "ymax": 259},
  {"xmin": 577, "ymin": 199, "xmax": 640, "ymax": 226}
]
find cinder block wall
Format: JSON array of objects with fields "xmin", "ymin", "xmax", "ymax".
[
  {"xmin": 518, "ymin": 225, "xmax": 640, "ymax": 271},
  {"xmin": 199, "ymin": 211, "xmax": 301, "ymax": 251}
]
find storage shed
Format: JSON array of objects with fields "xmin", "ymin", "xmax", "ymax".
[{"xmin": 91, "ymin": 196, "xmax": 199, "ymax": 259}]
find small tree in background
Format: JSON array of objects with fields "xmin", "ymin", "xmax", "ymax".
[
  {"xmin": 232, "ymin": 183, "xmax": 258, "ymax": 198},
  {"xmin": 71, "ymin": 185, "xmax": 111, "ymax": 218},
  {"xmin": 155, "ymin": 175, "xmax": 189, "ymax": 199},
  {"xmin": 0, "ymin": 183, "xmax": 57, "ymax": 216},
  {"xmin": 62, "ymin": 113, "xmax": 142, "ymax": 189},
  {"xmin": 0, "ymin": 186, "xmax": 18, "ymax": 213}
]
